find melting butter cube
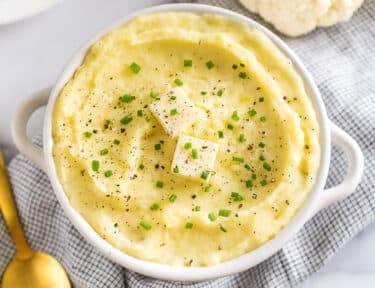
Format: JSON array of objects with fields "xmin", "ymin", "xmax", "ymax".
[
  {"xmin": 171, "ymin": 135, "xmax": 219, "ymax": 181},
  {"xmin": 149, "ymin": 88, "xmax": 202, "ymax": 137}
]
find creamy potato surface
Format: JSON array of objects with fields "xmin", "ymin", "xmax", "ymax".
[{"xmin": 53, "ymin": 13, "xmax": 320, "ymax": 266}]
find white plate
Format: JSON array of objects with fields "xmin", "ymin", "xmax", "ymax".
[{"xmin": 0, "ymin": 0, "xmax": 60, "ymax": 26}]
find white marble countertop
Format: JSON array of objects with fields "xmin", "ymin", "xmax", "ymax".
[{"xmin": 0, "ymin": 0, "xmax": 374, "ymax": 287}]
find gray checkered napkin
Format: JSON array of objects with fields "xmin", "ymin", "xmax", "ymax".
[{"xmin": 1, "ymin": 1, "xmax": 374, "ymax": 287}]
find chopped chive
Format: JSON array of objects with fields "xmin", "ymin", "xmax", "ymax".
[
  {"xmin": 194, "ymin": 206, "xmax": 201, "ymax": 212},
  {"xmin": 260, "ymin": 179, "xmax": 268, "ymax": 186},
  {"xmin": 139, "ymin": 163, "xmax": 145, "ymax": 170},
  {"xmin": 173, "ymin": 166, "xmax": 179, "ymax": 173},
  {"xmin": 252, "ymin": 173, "xmax": 257, "ymax": 179},
  {"xmin": 231, "ymin": 192, "xmax": 244, "ymax": 201},
  {"xmin": 184, "ymin": 142, "xmax": 192, "ymax": 150},
  {"xmin": 174, "ymin": 78, "xmax": 183, "ymax": 86},
  {"xmin": 200, "ymin": 91, "xmax": 207, "ymax": 95},
  {"xmin": 104, "ymin": 119, "xmax": 112, "ymax": 129},
  {"xmin": 260, "ymin": 116, "xmax": 267, "ymax": 122},
  {"xmin": 145, "ymin": 115, "xmax": 151, "ymax": 122},
  {"xmin": 104, "ymin": 170, "xmax": 113, "ymax": 177},
  {"xmin": 139, "ymin": 220, "xmax": 151, "ymax": 230},
  {"xmin": 219, "ymin": 209, "xmax": 231, "ymax": 217},
  {"xmin": 218, "ymin": 130, "xmax": 224, "ymax": 138},
  {"xmin": 204, "ymin": 185, "xmax": 211, "ymax": 192},
  {"xmin": 150, "ymin": 203, "xmax": 160, "ymax": 211},
  {"xmin": 206, "ymin": 60, "xmax": 215, "ymax": 69},
  {"xmin": 192, "ymin": 149, "xmax": 199, "ymax": 159},
  {"xmin": 227, "ymin": 124, "xmax": 234, "ymax": 130},
  {"xmin": 184, "ymin": 59, "xmax": 193, "ymax": 67},
  {"xmin": 137, "ymin": 110, "xmax": 143, "ymax": 117},
  {"xmin": 154, "ymin": 143, "xmax": 162, "ymax": 150},
  {"xmin": 232, "ymin": 156, "xmax": 244, "ymax": 163},
  {"xmin": 240, "ymin": 63, "xmax": 245, "ymax": 67},
  {"xmin": 259, "ymin": 154, "xmax": 266, "ymax": 161},
  {"xmin": 130, "ymin": 62, "xmax": 141, "ymax": 74},
  {"xmin": 239, "ymin": 134, "xmax": 246, "ymax": 142},
  {"xmin": 84, "ymin": 131, "xmax": 92, "ymax": 138},
  {"xmin": 120, "ymin": 114, "xmax": 133, "ymax": 125},
  {"xmin": 248, "ymin": 109, "xmax": 257, "ymax": 117},
  {"xmin": 200, "ymin": 171, "xmax": 210, "ymax": 180},
  {"xmin": 244, "ymin": 164, "xmax": 251, "ymax": 171},
  {"xmin": 219, "ymin": 224, "xmax": 227, "ymax": 233},
  {"xmin": 258, "ymin": 142, "xmax": 266, "ymax": 148},
  {"xmin": 113, "ymin": 139, "xmax": 120, "ymax": 145},
  {"xmin": 231, "ymin": 111, "xmax": 240, "ymax": 121},
  {"xmin": 185, "ymin": 223, "xmax": 193, "ymax": 229},
  {"xmin": 170, "ymin": 108, "xmax": 178, "ymax": 116},
  {"xmin": 239, "ymin": 72, "xmax": 247, "ymax": 79},
  {"xmin": 100, "ymin": 148, "xmax": 108, "ymax": 155},
  {"xmin": 169, "ymin": 194, "xmax": 177, "ymax": 202},
  {"xmin": 259, "ymin": 97, "xmax": 264, "ymax": 102},
  {"xmin": 170, "ymin": 95, "xmax": 176, "ymax": 101},
  {"xmin": 149, "ymin": 91, "xmax": 160, "ymax": 100},
  {"xmin": 232, "ymin": 64, "xmax": 238, "ymax": 70},
  {"xmin": 208, "ymin": 212, "xmax": 217, "ymax": 222},
  {"xmin": 246, "ymin": 180, "xmax": 253, "ymax": 188},
  {"xmin": 217, "ymin": 89, "xmax": 223, "ymax": 96},
  {"xmin": 156, "ymin": 181, "xmax": 164, "ymax": 188},
  {"xmin": 263, "ymin": 162, "xmax": 271, "ymax": 171},
  {"xmin": 119, "ymin": 94, "xmax": 135, "ymax": 103},
  {"xmin": 91, "ymin": 160, "xmax": 99, "ymax": 172}
]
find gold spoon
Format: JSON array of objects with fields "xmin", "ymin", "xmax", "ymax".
[{"xmin": 0, "ymin": 150, "xmax": 70, "ymax": 288}]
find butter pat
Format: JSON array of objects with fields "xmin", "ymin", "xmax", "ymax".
[
  {"xmin": 149, "ymin": 88, "xmax": 202, "ymax": 137},
  {"xmin": 171, "ymin": 135, "xmax": 219, "ymax": 181}
]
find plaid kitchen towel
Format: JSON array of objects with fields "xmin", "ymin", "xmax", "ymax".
[{"xmin": 1, "ymin": 1, "xmax": 374, "ymax": 287}]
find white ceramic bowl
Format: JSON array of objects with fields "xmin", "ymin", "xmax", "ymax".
[{"xmin": 12, "ymin": 4, "xmax": 364, "ymax": 282}]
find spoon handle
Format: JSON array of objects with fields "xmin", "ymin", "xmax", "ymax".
[{"xmin": 0, "ymin": 151, "xmax": 33, "ymax": 260}]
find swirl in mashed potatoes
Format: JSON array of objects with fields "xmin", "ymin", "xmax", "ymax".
[{"xmin": 52, "ymin": 12, "xmax": 320, "ymax": 266}]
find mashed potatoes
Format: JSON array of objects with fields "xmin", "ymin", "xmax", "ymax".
[{"xmin": 52, "ymin": 12, "xmax": 320, "ymax": 266}]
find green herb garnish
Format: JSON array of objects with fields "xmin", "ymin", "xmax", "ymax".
[
  {"xmin": 200, "ymin": 171, "xmax": 210, "ymax": 180},
  {"xmin": 206, "ymin": 60, "xmax": 215, "ymax": 69},
  {"xmin": 232, "ymin": 64, "xmax": 238, "ymax": 70},
  {"xmin": 263, "ymin": 162, "xmax": 271, "ymax": 171},
  {"xmin": 84, "ymin": 131, "xmax": 92, "ymax": 138},
  {"xmin": 208, "ymin": 212, "xmax": 217, "ymax": 222},
  {"xmin": 91, "ymin": 160, "xmax": 99, "ymax": 172},
  {"xmin": 232, "ymin": 156, "xmax": 244, "ymax": 163},
  {"xmin": 218, "ymin": 130, "xmax": 224, "ymax": 138},
  {"xmin": 137, "ymin": 110, "xmax": 143, "ymax": 117},
  {"xmin": 130, "ymin": 62, "xmax": 141, "ymax": 74},
  {"xmin": 169, "ymin": 194, "xmax": 177, "ymax": 203},
  {"xmin": 154, "ymin": 143, "xmax": 162, "ymax": 151},
  {"xmin": 184, "ymin": 142, "xmax": 192, "ymax": 150},
  {"xmin": 244, "ymin": 164, "xmax": 251, "ymax": 171},
  {"xmin": 217, "ymin": 89, "xmax": 223, "ymax": 96},
  {"xmin": 246, "ymin": 180, "xmax": 253, "ymax": 188},
  {"xmin": 149, "ymin": 91, "xmax": 160, "ymax": 100},
  {"xmin": 100, "ymin": 148, "xmax": 108, "ymax": 155},
  {"xmin": 260, "ymin": 179, "xmax": 267, "ymax": 186},
  {"xmin": 259, "ymin": 154, "xmax": 266, "ymax": 161},
  {"xmin": 204, "ymin": 185, "xmax": 211, "ymax": 192},
  {"xmin": 104, "ymin": 170, "xmax": 113, "ymax": 177},
  {"xmin": 231, "ymin": 192, "xmax": 244, "ymax": 201},
  {"xmin": 194, "ymin": 206, "xmax": 201, "ymax": 212},
  {"xmin": 173, "ymin": 166, "xmax": 179, "ymax": 173},
  {"xmin": 139, "ymin": 220, "xmax": 151, "ymax": 230},
  {"xmin": 150, "ymin": 203, "xmax": 160, "ymax": 211},
  {"xmin": 139, "ymin": 163, "xmax": 145, "ymax": 170},
  {"xmin": 192, "ymin": 149, "xmax": 199, "ymax": 159},
  {"xmin": 119, "ymin": 94, "xmax": 135, "ymax": 103},
  {"xmin": 258, "ymin": 142, "xmax": 266, "ymax": 148},
  {"xmin": 184, "ymin": 59, "xmax": 193, "ymax": 67},
  {"xmin": 248, "ymin": 109, "xmax": 257, "ymax": 117},
  {"xmin": 239, "ymin": 134, "xmax": 246, "ymax": 142},
  {"xmin": 231, "ymin": 111, "xmax": 240, "ymax": 121},
  {"xmin": 227, "ymin": 124, "xmax": 234, "ymax": 130},
  {"xmin": 185, "ymin": 223, "xmax": 193, "ymax": 229},
  {"xmin": 120, "ymin": 114, "xmax": 133, "ymax": 125},
  {"xmin": 219, "ymin": 224, "xmax": 227, "ymax": 233},
  {"xmin": 201, "ymin": 91, "xmax": 207, "ymax": 95},
  {"xmin": 156, "ymin": 181, "xmax": 164, "ymax": 188},
  {"xmin": 113, "ymin": 139, "xmax": 120, "ymax": 145},
  {"xmin": 174, "ymin": 78, "xmax": 183, "ymax": 86},
  {"xmin": 259, "ymin": 97, "xmax": 264, "ymax": 102},
  {"xmin": 239, "ymin": 72, "xmax": 247, "ymax": 79},
  {"xmin": 260, "ymin": 116, "xmax": 267, "ymax": 122},
  {"xmin": 219, "ymin": 209, "xmax": 231, "ymax": 217},
  {"xmin": 170, "ymin": 108, "xmax": 178, "ymax": 116}
]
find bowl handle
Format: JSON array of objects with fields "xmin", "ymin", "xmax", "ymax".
[
  {"xmin": 312, "ymin": 121, "xmax": 364, "ymax": 216},
  {"xmin": 12, "ymin": 87, "xmax": 51, "ymax": 172}
]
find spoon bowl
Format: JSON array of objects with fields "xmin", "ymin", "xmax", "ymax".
[{"xmin": 2, "ymin": 251, "xmax": 70, "ymax": 288}]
